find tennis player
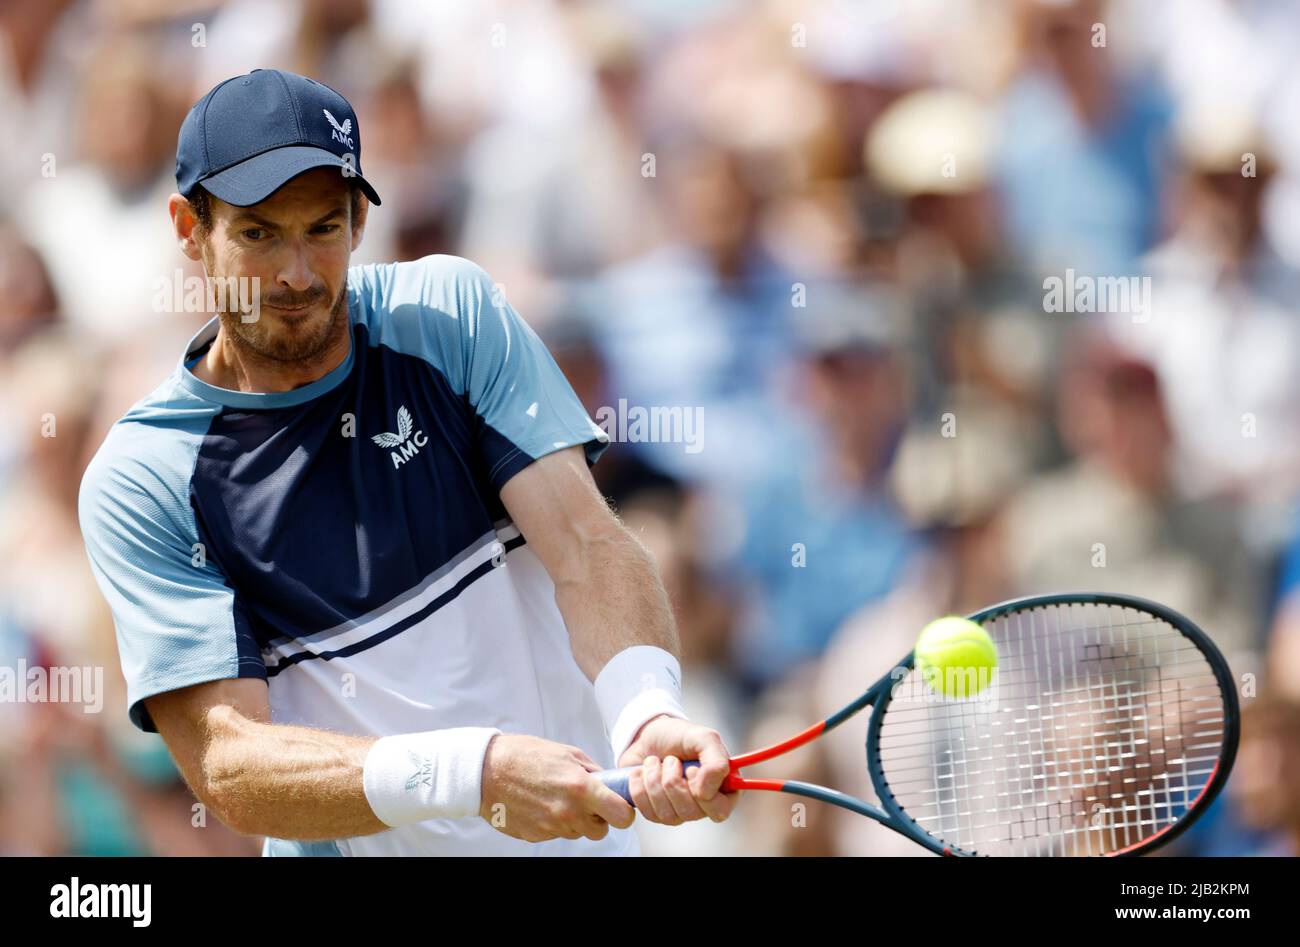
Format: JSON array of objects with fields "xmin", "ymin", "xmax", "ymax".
[{"xmin": 78, "ymin": 69, "xmax": 734, "ymax": 855}]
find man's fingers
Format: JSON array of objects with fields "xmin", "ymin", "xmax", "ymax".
[
  {"xmin": 627, "ymin": 761, "xmax": 653, "ymax": 816},
  {"xmin": 691, "ymin": 773, "xmax": 739, "ymax": 822},
  {"xmin": 586, "ymin": 775, "xmax": 637, "ymax": 829},
  {"xmin": 683, "ymin": 759, "xmax": 734, "ymax": 821},
  {"xmin": 686, "ymin": 733, "xmax": 732, "ymax": 800},
  {"xmin": 661, "ymin": 755, "xmax": 706, "ymax": 821},
  {"xmin": 571, "ymin": 746, "xmax": 601, "ymax": 772},
  {"xmin": 580, "ymin": 812, "xmax": 611, "ymax": 841},
  {"xmin": 640, "ymin": 756, "xmax": 684, "ymax": 824}
]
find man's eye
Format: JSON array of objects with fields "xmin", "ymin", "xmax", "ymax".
[
  {"xmin": 313, "ymin": 225, "xmax": 340, "ymax": 234},
  {"xmin": 243, "ymin": 229, "xmax": 267, "ymax": 241}
]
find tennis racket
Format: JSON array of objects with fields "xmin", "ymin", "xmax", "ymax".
[{"xmin": 598, "ymin": 592, "xmax": 1239, "ymax": 856}]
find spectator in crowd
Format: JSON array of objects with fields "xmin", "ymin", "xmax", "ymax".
[
  {"xmin": 995, "ymin": 0, "xmax": 1175, "ymax": 276},
  {"xmin": 1206, "ymin": 697, "xmax": 1300, "ymax": 856},
  {"xmin": 595, "ymin": 131, "xmax": 800, "ymax": 484},
  {"xmin": 17, "ymin": 37, "xmax": 192, "ymax": 344},
  {"xmin": 0, "ymin": 0, "xmax": 81, "ymax": 216},
  {"xmin": 997, "ymin": 331, "xmax": 1262, "ymax": 671},
  {"xmin": 724, "ymin": 282, "xmax": 917, "ymax": 690},
  {"xmin": 1110, "ymin": 103, "xmax": 1300, "ymax": 508}
]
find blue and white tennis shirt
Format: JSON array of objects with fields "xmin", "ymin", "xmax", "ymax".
[{"xmin": 79, "ymin": 255, "xmax": 635, "ymax": 856}]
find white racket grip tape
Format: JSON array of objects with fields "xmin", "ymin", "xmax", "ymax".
[
  {"xmin": 594, "ymin": 646, "xmax": 688, "ymax": 761},
  {"xmin": 362, "ymin": 727, "xmax": 501, "ymax": 826}
]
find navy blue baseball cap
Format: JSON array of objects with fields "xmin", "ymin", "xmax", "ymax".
[{"xmin": 176, "ymin": 68, "xmax": 382, "ymax": 208}]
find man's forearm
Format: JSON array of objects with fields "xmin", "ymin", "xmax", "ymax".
[
  {"xmin": 496, "ymin": 446, "xmax": 688, "ymax": 759},
  {"xmin": 552, "ymin": 517, "xmax": 681, "ymax": 680},
  {"xmin": 196, "ymin": 708, "xmax": 499, "ymax": 841},
  {"xmin": 201, "ymin": 706, "xmax": 386, "ymax": 840}
]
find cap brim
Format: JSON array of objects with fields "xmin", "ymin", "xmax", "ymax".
[{"xmin": 199, "ymin": 145, "xmax": 382, "ymax": 207}]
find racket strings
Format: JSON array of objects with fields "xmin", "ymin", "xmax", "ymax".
[{"xmin": 874, "ymin": 603, "xmax": 1229, "ymax": 856}]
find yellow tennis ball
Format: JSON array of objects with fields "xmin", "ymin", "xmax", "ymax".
[{"xmin": 914, "ymin": 616, "xmax": 998, "ymax": 698}]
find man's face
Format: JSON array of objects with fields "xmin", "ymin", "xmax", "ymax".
[{"xmin": 191, "ymin": 168, "xmax": 362, "ymax": 363}]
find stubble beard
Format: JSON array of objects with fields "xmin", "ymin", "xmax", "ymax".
[
  {"xmin": 200, "ymin": 240, "xmax": 349, "ymax": 367},
  {"xmin": 219, "ymin": 281, "xmax": 349, "ymax": 365}
]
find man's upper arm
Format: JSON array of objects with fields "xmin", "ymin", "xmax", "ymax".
[
  {"xmin": 78, "ymin": 436, "xmax": 266, "ymax": 732},
  {"xmin": 499, "ymin": 446, "xmax": 621, "ymax": 583}
]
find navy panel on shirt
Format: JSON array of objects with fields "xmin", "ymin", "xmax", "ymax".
[{"xmin": 190, "ymin": 324, "xmax": 504, "ymax": 648}]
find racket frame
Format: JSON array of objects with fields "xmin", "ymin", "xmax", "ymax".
[{"xmin": 725, "ymin": 592, "xmax": 1240, "ymax": 856}]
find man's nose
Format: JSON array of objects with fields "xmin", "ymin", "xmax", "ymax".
[{"xmin": 277, "ymin": 242, "xmax": 315, "ymax": 293}]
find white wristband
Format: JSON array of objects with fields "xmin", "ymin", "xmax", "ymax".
[
  {"xmin": 594, "ymin": 646, "xmax": 688, "ymax": 761},
  {"xmin": 362, "ymin": 727, "xmax": 500, "ymax": 827}
]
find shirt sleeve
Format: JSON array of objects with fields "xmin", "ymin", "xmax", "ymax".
[
  {"xmin": 451, "ymin": 259, "xmax": 610, "ymax": 489},
  {"xmin": 78, "ymin": 441, "xmax": 265, "ymax": 732}
]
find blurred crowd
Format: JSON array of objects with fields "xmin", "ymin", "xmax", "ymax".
[{"xmin": 2, "ymin": 0, "xmax": 1299, "ymax": 856}]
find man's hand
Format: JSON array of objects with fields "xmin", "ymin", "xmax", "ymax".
[
  {"xmin": 479, "ymin": 734, "xmax": 636, "ymax": 843},
  {"xmin": 617, "ymin": 716, "xmax": 738, "ymax": 825}
]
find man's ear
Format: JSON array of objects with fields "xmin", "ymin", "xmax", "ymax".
[
  {"xmin": 351, "ymin": 192, "xmax": 369, "ymax": 252},
  {"xmin": 168, "ymin": 193, "xmax": 204, "ymax": 262}
]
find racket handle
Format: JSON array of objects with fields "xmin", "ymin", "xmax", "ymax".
[{"xmin": 597, "ymin": 761, "xmax": 701, "ymax": 805}]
